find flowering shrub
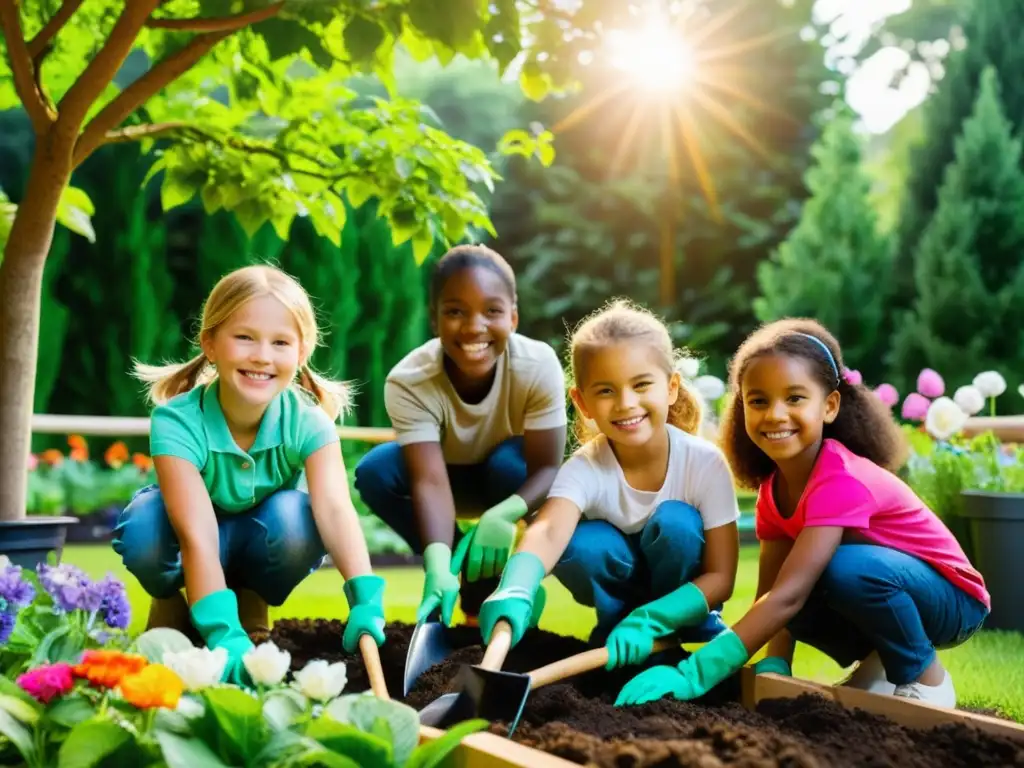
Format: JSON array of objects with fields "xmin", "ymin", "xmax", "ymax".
[
  {"xmin": 0, "ymin": 560, "xmax": 132, "ymax": 677},
  {"xmin": 0, "ymin": 627, "xmax": 486, "ymax": 767}
]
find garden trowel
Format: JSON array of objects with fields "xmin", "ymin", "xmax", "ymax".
[
  {"xmin": 418, "ymin": 636, "xmax": 677, "ymax": 732},
  {"xmin": 402, "ymin": 528, "xmax": 476, "ymax": 696}
]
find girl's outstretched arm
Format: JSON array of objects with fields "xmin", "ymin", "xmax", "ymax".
[
  {"xmin": 515, "ymin": 496, "xmax": 583, "ymax": 570},
  {"xmin": 732, "ymin": 526, "xmax": 844, "ymax": 656},
  {"xmin": 154, "ymin": 456, "xmax": 226, "ymax": 604},
  {"xmin": 754, "ymin": 538, "xmax": 796, "ymax": 664},
  {"xmin": 691, "ymin": 522, "xmax": 740, "ymax": 610},
  {"xmin": 305, "ymin": 441, "xmax": 373, "ymax": 578}
]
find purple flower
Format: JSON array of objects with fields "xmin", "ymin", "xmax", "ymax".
[
  {"xmin": 37, "ymin": 563, "xmax": 97, "ymax": 614},
  {"xmin": 902, "ymin": 392, "xmax": 931, "ymax": 422},
  {"xmin": 0, "ymin": 565, "xmax": 35, "ymax": 608},
  {"xmin": 94, "ymin": 575, "xmax": 131, "ymax": 630},
  {"xmin": 0, "ymin": 610, "xmax": 15, "ymax": 645},
  {"xmin": 916, "ymin": 368, "xmax": 945, "ymax": 398}
]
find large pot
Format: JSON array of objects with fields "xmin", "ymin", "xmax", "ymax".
[
  {"xmin": 0, "ymin": 516, "xmax": 79, "ymax": 569},
  {"xmin": 958, "ymin": 490, "xmax": 1024, "ymax": 633}
]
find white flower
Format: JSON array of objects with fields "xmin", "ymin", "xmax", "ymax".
[
  {"xmin": 924, "ymin": 396, "xmax": 969, "ymax": 441},
  {"xmin": 675, "ymin": 357, "xmax": 700, "ymax": 380},
  {"xmin": 693, "ymin": 375, "xmax": 726, "ymax": 402},
  {"xmin": 1017, "ymin": 383, "xmax": 1023, "ymax": 399},
  {"xmin": 0, "ymin": 555, "xmax": 9, "ymax": 571},
  {"xmin": 163, "ymin": 647, "xmax": 228, "ymax": 691},
  {"xmin": 243, "ymin": 641, "xmax": 292, "ymax": 686},
  {"xmin": 292, "ymin": 660, "xmax": 347, "ymax": 702},
  {"xmin": 953, "ymin": 385, "xmax": 985, "ymax": 416},
  {"xmin": 972, "ymin": 371, "xmax": 1006, "ymax": 398}
]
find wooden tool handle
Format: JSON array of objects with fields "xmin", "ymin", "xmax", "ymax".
[
  {"xmin": 359, "ymin": 634, "xmax": 390, "ymax": 700},
  {"xmin": 480, "ymin": 620, "xmax": 513, "ymax": 671},
  {"xmin": 529, "ymin": 638, "xmax": 677, "ymax": 690}
]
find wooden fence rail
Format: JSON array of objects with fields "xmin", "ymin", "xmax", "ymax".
[{"xmin": 31, "ymin": 414, "xmax": 396, "ymax": 444}]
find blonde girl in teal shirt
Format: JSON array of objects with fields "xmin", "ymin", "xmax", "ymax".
[{"xmin": 113, "ymin": 265, "xmax": 384, "ymax": 683}]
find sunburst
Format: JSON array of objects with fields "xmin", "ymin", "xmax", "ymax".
[{"xmin": 551, "ymin": 2, "xmax": 800, "ymax": 304}]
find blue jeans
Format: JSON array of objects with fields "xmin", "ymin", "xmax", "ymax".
[
  {"xmin": 787, "ymin": 544, "xmax": 990, "ymax": 685},
  {"xmin": 354, "ymin": 437, "xmax": 527, "ymax": 613},
  {"xmin": 112, "ymin": 486, "xmax": 326, "ymax": 606},
  {"xmin": 553, "ymin": 500, "xmax": 726, "ymax": 642}
]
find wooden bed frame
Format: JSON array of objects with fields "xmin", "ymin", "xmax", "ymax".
[{"xmin": 419, "ymin": 668, "xmax": 1024, "ymax": 767}]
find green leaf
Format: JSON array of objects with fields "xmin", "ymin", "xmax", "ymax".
[
  {"xmin": 56, "ymin": 186, "xmax": 96, "ymax": 243},
  {"xmin": 262, "ymin": 689, "xmax": 307, "ymax": 731},
  {"xmin": 407, "ymin": 719, "xmax": 489, "ymax": 768},
  {"xmin": 325, "ymin": 695, "xmax": 418, "ymax": 768},
  {"xmin": 0, "ymin": 674, "xmax": 43, "ymax": 711},
  {"xmin": 305, "ymin": 717, "xmax": 392, "ymax": 767},
  {"xmin": 344, "ymin": 16, "xmax": 387, "ymax": 63},
  {"xmin": 32, "ymin": 625, "xmax": 80, "ymax": 666},
  {"xmin": 57, "ymin": 718, "xmax": 132, "ymax": 768},
  {"xmin": 412, "ymin": 228, "xmax": 434, "ymax": 265},
  {"xmin": 294, "ymin": 748, "xmax": 363, "ymax": 768},
  {"xmin": 0, "ymin": 694, "xmax": 40, "ymax": 725},
  {"xmin": 0, "ymin": 708, "xmax": 35, "ymax": 765},
  {"xmin": 156, "ymin": 730, "xmax": 232, "ymax": 768},
  {"xmin": 133, "ymin": 627, "xmax": 195, "ymax": 664},
  {"xmin": 343, "ymin": 179, "xmax": 376, "ymax": 209},
  {"xmin": 202, "ymin": 687, "xmax": 267, "ymax": 764},
  {"xmin": 252, "ymin": 18, "xmax": 333, "ymax": 68},
  {"xmin": 161, "ymin": 173, "xmax": 196, "ymax": 212},
  {"xmin": 518, "ymin": 62, "xmax": 550, "ymax": 102},
  {"xmin": 47, "ymin": 695, "xmax": 97, "ymax": 729}
]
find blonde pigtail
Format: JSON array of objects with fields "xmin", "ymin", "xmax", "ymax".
[
  {"xmin": 297, "ymin": 363, "xmax": 353, "ymax": 422},
  {"xmin": 133, "ymin": 353, "xmax": 213, "ymax": 406}
]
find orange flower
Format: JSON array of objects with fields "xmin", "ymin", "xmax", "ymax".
[
  {"xmin": 69, "ymin": 446, "xmax": 88, "ymax": 462},
  {"xmin": 131, "ymin": 453, "xmax": 153, "ymax": 472},
  {"xmin": 39, "ymin": 449, "xmax": 63, "ymax": 466},
  {"xmin": 118, "ymin": 664, "xmax": 183, "ymax": 709},
  {"xmin": 104, "ymin": 441, "xmax": 129, "ymax": 468},
  {"xmin": 73, "ymin": 650, "xmax": 148, "ymax": 689},
  {"xmin": 67, "ymin": 435, "xmax": 87, "ymax": 450}
]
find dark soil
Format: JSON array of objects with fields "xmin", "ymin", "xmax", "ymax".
[{"xmin": 268, "ymin": 619, "xmax": 1024, "ymax": 768}]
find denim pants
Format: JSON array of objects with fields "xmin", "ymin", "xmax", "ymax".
[
  {"xmin": 353, "ymin": 437, "xmax": 528, "ymax": 614},
  {"xmin": 112, "ymin": 486, "xmax": 327, "ymax": 606},
  {"xmin": 787, "ymin": 544, "xmax": 990, "ymax": 685},
  {"xmin": 553, "ymin": 500, "xmax": 726, "ymax": 643}
]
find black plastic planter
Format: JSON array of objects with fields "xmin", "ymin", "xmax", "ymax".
[
  {"xmin": 0, "ymin": 516, "xmax": 79, "ymax": 569},
  {"xmin": 958, "ymin": 491, "xmax": 1024, "ymax": 633}
]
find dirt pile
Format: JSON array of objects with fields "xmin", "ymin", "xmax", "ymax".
[{"xmin": 269, "ymin": 619, "xmax": 1024, "ymax": 768}]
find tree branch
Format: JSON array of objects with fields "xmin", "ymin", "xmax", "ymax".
[
  {"xmin": 145, "ymin": 2, "xmax": 282, "ymax": 32},
  {"xmin": 57, "ymin": 0, "xmax": 162, "ymax": 137},
  {"xmin": 27, "ymin": 0, "xmax": 84, "ymax": 59},
  {"xmin": 0, "ymin": 0, "xmax": 56, "ymax": 133}
]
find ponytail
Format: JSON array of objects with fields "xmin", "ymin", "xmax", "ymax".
[
  {"xmin": 668, "ymin": 376, "xmax": 703, "ymax": 436},
  {"xmin": 297, "ymin": 363, "xmax": 352, "ymax": 422},
  {"xmin": 133, "ymin": 353, "xmax": 214, "ymax": 406}
]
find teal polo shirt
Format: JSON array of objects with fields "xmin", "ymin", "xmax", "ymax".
[{"xmin": 150, "ymin": 380, "xmax": 339, "ymax": 513}]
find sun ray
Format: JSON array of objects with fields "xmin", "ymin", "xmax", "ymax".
[
  {"xmin": 671, "ymin": 100, "xmax": 721, "ymax": 222},
  {"xmin": 551, "ymin": 81, "xmax": 629, "ymax": 134},
  {"xmin": 680, "ymin": 1, "xmax": 747, "ymax": 50},
  {"xmin": 692, "ymin": 67, "xmax": 799, "ymax": 125},
  {"xmin": 689, "ymin": 88, "xmax": 774, "ymax": 163},
  {"xmin": 695, "ymin": 26, "xmax": 801, "ymax": 65},
  {"xmin": 608, "ymin": 103, "xmax": 650, "ymax": 180}
]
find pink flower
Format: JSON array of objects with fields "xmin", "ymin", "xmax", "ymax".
[
  {"xmin": 843, "ymin": 369, "xmax": 863, "ymax": 386},
  {"xmin": 916, "ymin": 368, "xmax": 945, "ymax": 398},
  {"xmin": 875, "ymin": 383, "xmax": 899, "ymax": 408},
  {"xmin": 27, "ymin": 453, "xmax": 38, "ymax": 471},
  {"xmin": 17, "ymin": 663, "xmax": 74, "ymax": 703},
  {"xmin": 902, "ymin": 392, "xmax": 931, "ymax": 422}
]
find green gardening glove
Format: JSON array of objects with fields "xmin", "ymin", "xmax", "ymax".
[
  {"xmin": 417, "ymin": 542, "xmax": 462, "ymax": 625},
  {"xmin": 190, "ymin": 589, "xmax": 255, "ymax": 686},
  {"xmin": 753, "ymin": 656, "xmax": 792, "ymax": 676},
  {"xmin": 605, "ymin": 582, "xmax": 709, "ymax": 670},
  {"xmin": 478, "ymin": 551, "xmax": 547, "ymax": 647},
  {"xmin": 342, "ymin": 574, "xmax": 387, "ymax": 653},
  {"xmin": 466, "ymin": 495, "xmax": 529, "ymax": 582},
  {"xmin": 615, "ymin": 629, "xmax": 749, "ymax": 707}
]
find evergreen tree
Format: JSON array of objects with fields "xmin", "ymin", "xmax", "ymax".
[
  {"xmin": 893, "ymin": 0, "xmax": 1024, "ymax": 307},
  {"xmin": 889, "ymin": 67, "xmax": 1024, "ymax": 399},
  {"xmin": 753, "ymin": 104, "xmax": 893, "ymax": 380}
]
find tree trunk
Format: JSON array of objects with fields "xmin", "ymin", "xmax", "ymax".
[{"xmin": 0, "ymin": 132, "xmax": 74, "ymax": 522}]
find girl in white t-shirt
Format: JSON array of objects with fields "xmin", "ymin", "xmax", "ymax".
[{"xmin": 478, "ymin": 300, "xmax": 741, "ymax": 668}]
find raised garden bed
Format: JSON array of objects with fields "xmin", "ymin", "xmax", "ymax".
[{"xmin": 266, "ymin": 619, "xmax": 1024, "ymax": 768}]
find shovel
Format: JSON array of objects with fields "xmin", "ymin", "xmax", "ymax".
[
  {"xmin": 360, "ymin": 634, "xmax": 390, "ymax": 699},
  {"xmin": 402, "ymin": 527, "xmax": 477, "ymax": 696},
  {"xmin": 419, "ymin": 634, "xmax": 677, "ymax": 732}
]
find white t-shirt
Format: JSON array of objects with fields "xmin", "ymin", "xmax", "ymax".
[
  {"xmin": 548, "ymin": 425, "xmax": 740, "ymax": 534},
  {"xmin": 384, "ymin": 333, "xmax": 567, "ymax": 465}
]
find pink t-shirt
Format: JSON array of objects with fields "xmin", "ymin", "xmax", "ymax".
[{"xmin": 756, "ymin": 439, "xmax": 990, "ymax": 610}]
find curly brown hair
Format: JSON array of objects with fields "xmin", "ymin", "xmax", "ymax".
[
  {"xmin": 568, "ymin": 299, "xmax": 703, "ymax": 446},
  {"xmin": 719, "ymin": 318, "xmax": 908, "ymax": 490}
]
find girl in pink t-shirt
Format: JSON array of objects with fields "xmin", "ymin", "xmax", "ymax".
[{"xmin": 613, "ymin": 319, "xmax": 989, "ymax": 712}]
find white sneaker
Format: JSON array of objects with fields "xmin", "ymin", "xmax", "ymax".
[
  {"xmin": 837, "ymin": 652, "xmax": 896, "ymax": 695},
  {"xmin": 894, "ymin": 670, "xmax": 957, "ymax": 709}
]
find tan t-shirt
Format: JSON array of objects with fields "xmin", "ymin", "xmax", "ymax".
[{"xmin": 384, "ymin": 334, "xmax": 567, "ymax": 465}]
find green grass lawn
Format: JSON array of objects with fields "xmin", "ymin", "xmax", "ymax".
[{"xmin": 65, "ymin": 543, "xmax": 1024, "ymax": 722}]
